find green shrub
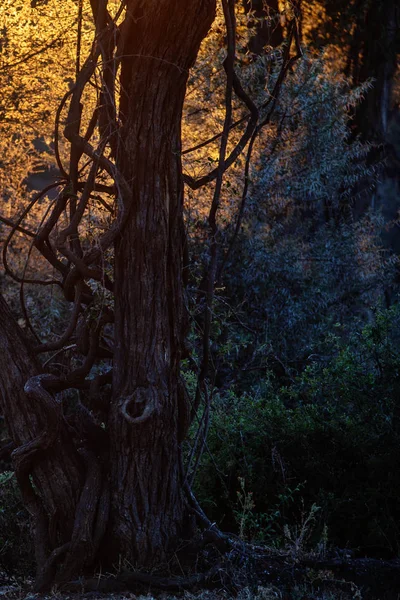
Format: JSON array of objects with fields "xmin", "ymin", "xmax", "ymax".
[{"xmin": 195, "ymin": 304, "xmax": 400, "ymax": 555}]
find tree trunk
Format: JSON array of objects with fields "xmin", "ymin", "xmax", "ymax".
[
  {"xmin": 350, "ymin": 0, "xmax": 398, "ymax": 141},
  {"xmin": 0, "ymin": 294, "xmax": 81, "ymax": 583},
  {"xmin": 109, "ymin": 0, "xmax": 216, "ymax": 565}
]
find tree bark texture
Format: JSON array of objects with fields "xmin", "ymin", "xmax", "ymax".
[
  {"xmin": 0, "ymin": 295, "xmax": 81, "ymax": 579},
  {"xmin": 109, "ymin": 0, "xmax": 216, "ymax": 565}
]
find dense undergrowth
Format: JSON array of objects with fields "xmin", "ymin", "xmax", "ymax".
[{"xmin": 191, "ymin": 304, "xmax": 400, "ymax": 556}]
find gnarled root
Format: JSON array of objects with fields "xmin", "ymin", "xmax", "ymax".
[{"xmin": 12, "ymin": 375, "xmax": 63, "ymax": 578}]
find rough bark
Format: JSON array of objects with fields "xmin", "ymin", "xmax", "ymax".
[
  {"xmin": 0, "ymin": 294, "xmax": 81, "ymax": 582},
  {"xmin": 108, "ymin": 0, "xmax": 216, "ymax": 565}
]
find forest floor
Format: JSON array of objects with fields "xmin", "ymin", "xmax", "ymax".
[
  {"xmin": 2, "ymin": 558, "xmax": 400, "ymax": 600},
  {"xmin": 0, "ymin": 585, "xmax": 284, "ymax": 600},
  {"xmin": 0, "ymin": 573, "xmax": 354, "ymax": 600}
]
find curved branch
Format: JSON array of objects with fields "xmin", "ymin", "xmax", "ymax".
[
  {"xmin": 34, "ymin": 543, "xmax": 71, "ymax": 593},
  {"xmin": 12, "ymin": 374, "xmax": 63, "ymax": 575},
  {"xmin": 0, "ymin": 215, "xmax": 35, "ymax": 237},
  {"xmin": 183, "ymin": 43, "xmax": 259, "ymax": 191},
  {"xmin": 183, "ymin": 68, "xmax": 259, "ymax": 191},
  {"xmin": 2, "ymin": 182, "xmax": 65, "ymax": 285},
  {"xmin": 34, "ymin": 283, "xmax": 83, "ymax": 354},
  {"xmin": 191, "ymin": 0, "xmax": 237, "ymax": 429},
  {"xmin": 217, "ymin": 18, "xmax": 302, "ymax": 281}
]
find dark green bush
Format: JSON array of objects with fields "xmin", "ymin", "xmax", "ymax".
[{"xmin": 195, "ymin": 304, "xmax": 400, "ymax": 555}]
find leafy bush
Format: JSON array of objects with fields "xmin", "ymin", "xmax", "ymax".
[{"xmin": 195, "ymin": 304, "xmax": 400, "ymax": 556}]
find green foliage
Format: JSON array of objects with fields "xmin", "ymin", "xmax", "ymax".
[
  {"xmin": 253, "ymin": 55, "xmax": 374, "ymax": 212},
  {"xmin": 224, "ymin": 214, "xmax": 392, "ymax": 366},
  {"xmin": 195, "ymin": 304, "xmax": 400, "ymax": 555},
  {"xmin": 196, "ymin": 53, "xmax": 393, "ymax": 376}
]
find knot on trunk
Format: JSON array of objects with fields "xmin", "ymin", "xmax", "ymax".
[{"xmin": 120, "ymin": 386, "xmax": 158, "ymax": 425}]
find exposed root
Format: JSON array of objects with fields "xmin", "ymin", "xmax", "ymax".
[
  {"xmin": 57, "ymin": 449, "xmax": 103, "ymax": 583},
  {"xmin": 34, "ymin": 543, "xmax": 70, "ymax": 592},
  {"xmin": 10, "ymin": 373, "xmax": 110, "ymax": 593},
  {"xmin": 12, "ymin": 374, "xmax": 63, "ymax": 578}
]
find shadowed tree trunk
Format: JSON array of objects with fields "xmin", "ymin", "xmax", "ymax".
[
  {"xmin": 108, "ymin": 0, "xmax": 216, "ymax": 565},
  {"xmin": 0, "ymin": 294, "xmax": 81, "ymax": 586},
  {"xmin": 348, "ymin": 0, "xmax": 398, "ymax": 141}
]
